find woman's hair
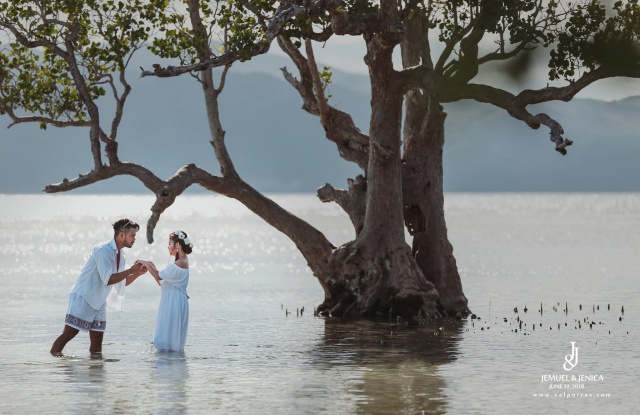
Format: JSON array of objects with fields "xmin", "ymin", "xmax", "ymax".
[{"xmin": 170, "ymin": 230, "xmax": 193, "ymax": 256}]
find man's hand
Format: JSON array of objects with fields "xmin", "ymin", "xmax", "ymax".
[
  {"xmin": 137, "ymin": 260, "xmax": 160, "ymax": 285},
  {"xmin": 131, "ymin": 262, "xmax": 147, "ymax": 275}
]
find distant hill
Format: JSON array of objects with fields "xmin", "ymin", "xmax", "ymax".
[
  {"xmin": 443, "ymin": 96, "xmax": 640, "ymax": 191},
  {"xmin": 1, "ymin": 52, "xmax": 639, "ymax": 193}
]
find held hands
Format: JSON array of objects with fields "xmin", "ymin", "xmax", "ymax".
[
  {"xmin": 137, "ymin": 260, "xmax": 161, "ymax": 286},
  {"xmin": 132, "ymin": 260, "xmax": 148, "ymax": 275}
]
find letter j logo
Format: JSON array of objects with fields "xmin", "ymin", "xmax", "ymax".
[{"xmin": 564, "ymin": 341, "xmax": 579, "ymax": 371}]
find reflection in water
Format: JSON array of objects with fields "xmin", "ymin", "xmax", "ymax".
[
  {"xmin": 317, "ymin": 319, "xmax": 464, "ymax": 415},
  {"xmin": 153, "ymin": 352, "xmax": 189, "ymax": 415},
  {"xmin": 58, "ymin": 356, "xmax": 107, "ymax": 413}
]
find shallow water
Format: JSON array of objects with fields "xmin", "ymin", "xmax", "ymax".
[{"xmin": 0, "ymin": 193, "xmax": 638, "ymax": 414}]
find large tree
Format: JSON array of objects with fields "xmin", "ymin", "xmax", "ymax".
[{"xmin": 2, "ymin": 0, "xmax": 639, "ymax": 321}]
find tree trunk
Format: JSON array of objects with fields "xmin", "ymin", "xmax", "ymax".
[
  {"xmin": 316, "ymin": 32, "xmax": 440, "ymax": 322},
  {"xmin": 403, "ymin": 102, "xmax": 470, "ymax": 316},
  {"xmin": 400, "ymin": 12, "xmax": 470, "ymax": 317}
]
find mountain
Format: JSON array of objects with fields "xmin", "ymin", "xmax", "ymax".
[
  {"xmin": 1, "ymin": 52, "xmax": 639, "ymax": 193},
  {"xmin": 443, "ymin": 96, "xmax": 640, "ymax": 191}
]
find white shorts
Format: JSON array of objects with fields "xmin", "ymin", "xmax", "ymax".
[{"xmin": 64, "ymin": 293, "xmax": 107, "ymax": 332}]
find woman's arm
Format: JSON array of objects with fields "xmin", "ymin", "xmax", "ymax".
[
  {"xmin": 139, "ymin": 261, "xmax": 162, "ymax": 285},
  {"xmin": 109, "ymin": 262, "xmax": 146, "ymax": 286}
]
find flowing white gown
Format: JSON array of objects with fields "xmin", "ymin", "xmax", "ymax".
[{"xmin": 154, "ymin": 263, "xmax": 189, "ymax": 352}]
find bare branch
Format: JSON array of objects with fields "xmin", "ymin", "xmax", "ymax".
[
  {"xmin": 278, "ymin": 37, "xmax": 370, "ymax": 170},
  {"xmin": 2, "ymin": 104, "xmax": 89, "ymax": 128},
  {"xmin": 110, "ymin": 62, "xmax": 132, "ymax": 141},
  {"xmin": 513, "ymin": 65, "xmax": 640, "ymax": 106},
  {"xmin": 44, "ymin": 161, "xmax": 226, "ymax": 242},
  {"xmin": 215, "ymin": 64, "xmax": 232, "ymax": 95},
  {"xmin": 277, "ymin": 36, "xmax": 317, "ymax": 107},
  {"xmin": 186, "ymin": 0, "xmax": 237, "ymax": 178},
  {"xmin": 146, "ymin": 163, "xmax": 226, "ymax": 242},
  {"xmin": 434, "ymin": 20, "xmax": 474, "ymax": 74},
  {"xmin": 317, "ymin": 175, "xmax": 367, "ymax": 236},
  {"xmin": 44, "ymin": 162, "xmax": 165, "ymax": 194},
  {"xmin": 435, "ymin": 81, "xmax": 573, "ymax": 153},
  {"xmin": 304, "ymin": 39, "xmax": 330, "ymax": 125},
  {"xmin": 304, "ymin": 26, "xmax": 333, "ymax": 42},
  {"xmin": 477, "ymin": 42, "xmax": 534, "ymax": 65},
  {"xmin": 401, "ymin": 60, "xmax": 640, "ymax": 155}
]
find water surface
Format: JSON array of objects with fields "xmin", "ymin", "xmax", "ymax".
[{"xmin": 0, "ymin": 194, "xmax": 638, "ymax": 414}]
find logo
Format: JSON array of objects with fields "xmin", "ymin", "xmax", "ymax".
[{"xmin": 563, "ymin": 342, "xmax": 579, "ymax": 371}]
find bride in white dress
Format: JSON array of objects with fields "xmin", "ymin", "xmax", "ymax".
[{"xmin": 142, "ymin": 230, "xmax": 192, "ymax": 352}]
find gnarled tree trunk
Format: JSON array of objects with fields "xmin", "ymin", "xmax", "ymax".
[
  {"xmin": 398, "ymin": 11, "xmax": 469, "ymax": 317},
  {"xmin": 403, "ymin": 102, "xmax": 469, "ymax": 316},
  {"xmin": 316, "ymin": 29, "xmax": 441, "ymax": 322}
]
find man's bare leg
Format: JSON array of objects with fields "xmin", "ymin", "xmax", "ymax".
[
  {"xmin": 89, "ymin": 330, "xmax": 104, "ymax": 356},
  {"xmin": 51, "ymin": 325, "xmax": 79, "ymax": 355}
]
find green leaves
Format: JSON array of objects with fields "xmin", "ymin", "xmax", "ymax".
[
  {"xmin": 548, "ymin": 0, "xmax": 640, "ymax": 80},
  {"xmin": 1, "ymin": 44, "xmax": 86, "ymax": 123},
  {"xmin": 426, "ymin": 1, "xmax": 638, "ymax": 82},
  {"xmin": 0, "ymin": 0, "xmax": 155, "ymax": 127},
  {"xmin": 319, "ymin": 66, "xmax": 333, "ymax": 100},
  {"xmin": 149, "ymin": 0, "xmax": 278, "ymax": 64}
]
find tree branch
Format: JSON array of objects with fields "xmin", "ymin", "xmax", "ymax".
[
  {"xmin": 437, "ymin": 81, "xmax": 573, "ymax": 153},
  {"xmin": 0, "ymin": 19, "xmax": 69, "ymax": 58},
  {"xmin": 477, "ymin": 42, "xmax": 533, "ymax": 65},
  {"xmin": 304, "ymin": 39, "xmax": 330, "ymax": 125},
  {"xmin": 278, "ymin": 36, "xmax": 370, "ymax": 171},
  {"xmin": 327, "ymin": 1, "xmax": 383, "ymax": 36},
  {"xmin": 402, "ymin": 59, "xmax": 640, "ymax": 155},
  {"xmin": 303, "ymin": 26, "xmax": 333, "ymax": 42},
  {"xmin": 215, "ymin": 64, "xmax": 232, "ymax": 95},
  {"xmin": 317, "ymin": 175, "xmax": 367, "ymax": 236},
  {"xmin": 44, "ymin": 161, "xmax": 226, "ymax": 242},
  {"xmin": 513, "ymin": 65, "xmax": 640, "ymax": 106},
  {"xmin": 110, "ymin": 62, "xmax": 132, "ymax": 142},
  {"xmin": 140, "ymin": 3, "xmax": 309, "ymax": 78},
  {"xmin": 187, "ymin": 0, "xmax": 237, "ymax": 178},
  {"xmin": 434, "ymin": 20, "xmax": 475, "ymax": 74},
  {"xmin": 2, "ymin": 103, "xmax": 89, "ymax": 128},
  {"xmin": 237, "ymin": 0, "xmax": 268, "ymax": 30}
]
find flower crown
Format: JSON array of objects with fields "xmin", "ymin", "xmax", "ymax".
[{"xmin": 173, "ymin": 230, "xmax": 193, "ymax": 248}]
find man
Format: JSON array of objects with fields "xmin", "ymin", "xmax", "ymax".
[{"xmin": 50, "ymin": 219, "xmax": 148, "ymax": 356}]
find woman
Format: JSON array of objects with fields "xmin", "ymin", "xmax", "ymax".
[{"xmin": 143, "ymin": 230, "xmax": 192, "ymax": 352}]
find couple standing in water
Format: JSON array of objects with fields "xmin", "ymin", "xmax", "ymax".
[{"xmin": 50, "ymin": 219, "xmax": 192, "ymax": 356}]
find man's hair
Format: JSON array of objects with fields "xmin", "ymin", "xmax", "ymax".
[{"xmin": 113, "ymin": 218, "xmax": 140, "ymax": 236}]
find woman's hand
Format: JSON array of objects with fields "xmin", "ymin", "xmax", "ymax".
[
  {"xmin": 139, "ymin": 260, "xmax": 161, "ymax": 286},
  {"xmin": 132, "ymin": 261, "xmax": 147, "ymax": 275}
]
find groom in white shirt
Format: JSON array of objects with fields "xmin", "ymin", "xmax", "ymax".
[{"xmin": 50, "ymin": 219, "xmax": 148, "ymax": 356}]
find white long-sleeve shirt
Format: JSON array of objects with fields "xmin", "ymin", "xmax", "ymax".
[{"xmin": 70, "ymin": 239, "xmax": 126, "ymax": 311}]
